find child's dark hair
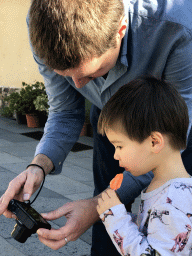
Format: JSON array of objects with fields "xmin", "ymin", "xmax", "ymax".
[{"xmin": 98, "ymin": 77, "xmax": 189, "ymax": 150}]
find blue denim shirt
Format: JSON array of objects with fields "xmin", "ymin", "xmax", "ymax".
[{"xmin": 27, "ymin": 0, "xmax": 192, "ymax": 201}]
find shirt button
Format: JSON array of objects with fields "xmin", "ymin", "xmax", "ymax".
[{"xmin": 59, "ymin": 162, "xmax": 61, "ymax": 165}]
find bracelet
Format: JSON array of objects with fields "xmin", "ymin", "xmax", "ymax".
[
  {"xmin": 26, "ymin": 164, "xmax": 46, "ymax": 179},
  {"xmin": 26, "ymin": 164, "xmax": 46, "ymax": 205}
]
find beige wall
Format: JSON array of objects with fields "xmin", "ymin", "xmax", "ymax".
[{"xmin": 0, "ymin": 0, "xmax": 44, "ymax": 88}]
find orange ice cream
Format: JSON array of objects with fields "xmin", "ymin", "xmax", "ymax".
[{"xmin": 110, "ymin": 173, "xmax": 123, "ymax": 190}]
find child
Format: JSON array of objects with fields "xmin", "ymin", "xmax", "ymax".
[{"xmin": 97, "ymin": 77, "xmax": 192, "ymax": 255}]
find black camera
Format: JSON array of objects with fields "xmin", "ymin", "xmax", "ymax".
[{"xmin": 8, "ymin": 199, "xmax": 51, "ymax": 243}]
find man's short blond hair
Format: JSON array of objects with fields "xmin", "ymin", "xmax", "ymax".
[{"xmin": 29, "ymin": 0, "xmax": 124, "ymax": 70}]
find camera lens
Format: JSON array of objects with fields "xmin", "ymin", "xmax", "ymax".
[{"xmin": 11, "ymin": 219, "xmax": 31, "ymax": 243}]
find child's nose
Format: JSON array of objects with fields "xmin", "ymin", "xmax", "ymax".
[{"xmin": 114, "ymin": 150, "xmax": 119, "ymax": 161}]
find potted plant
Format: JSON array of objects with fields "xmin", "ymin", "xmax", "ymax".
[
  {"xmin": 34, "ymin": 94, "xmax": 49, "ymax": 127},
  {"xmin": 0, "ymin": 106, "xmax": 13, "ymax": 118},
  {"xmin": 33, "ymin": 94, "xmax": 49, "ymax": 113},
  {"xmin": 19, "ymin": 81, "xmax": 46, "ymax": 128},
  {"xmin": 5, "ymin": 91, "xmax": 27, "ymax": 124}
]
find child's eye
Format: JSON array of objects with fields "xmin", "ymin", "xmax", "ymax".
[{"xmin": 116, "ymin": 146, "xmax": 122, "ymax": 150}]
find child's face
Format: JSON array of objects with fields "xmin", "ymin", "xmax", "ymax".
[{"xmin": 106, "ymin": 128, "xmax": 155, "ymax": 176}]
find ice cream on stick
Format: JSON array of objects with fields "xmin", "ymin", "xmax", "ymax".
[{"xmin": 110, "ymin": 173, "xmax": 123, "ymax": 190}]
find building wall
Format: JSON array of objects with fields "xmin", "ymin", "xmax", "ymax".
[{"xmin": 0, "ymin": 0, "xmax": 44, "ymax": 88}]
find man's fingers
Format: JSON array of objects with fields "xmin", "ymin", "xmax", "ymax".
[
  {"xmin": 38, "ymin": 234, "xmax": 68, "ymax": 250},
  {"xmin": 37, "ymin": 224, "xmax": 76, "ymax": 250},
  {"xmin": 0, "ymin": 176, "xmax": 25, "ymax": 215},
  {"xmin": 2, "ymin": 209, "xmax": 13, "ymax": 218},
  {"xmin": 41, "ymin": 203, "xmax": 71, "ymax": 220},
  {"xmin": 22, "ymin": 176, "xmax": 36, "ymax": 201},
  {"xmin": 22, "ymin": 167, "xmax": 44, "ymax": 200},
  {"xmin": 37, "ymin": 228, "xmax": 64, "ymax": 241},
  {"xmin": 0, "ymin": 168, "xmax": 43, "ymax": 216},
  {"xmin": 0, "ymin": 196, "xmax": 7, "ymax": 215}
]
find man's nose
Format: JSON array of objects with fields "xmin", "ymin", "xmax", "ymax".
[{"xmin": 72, "ymin": 77, "xmax": 92, "ymax": 88}]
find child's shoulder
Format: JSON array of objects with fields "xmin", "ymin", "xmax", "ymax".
[
  {"xmin": 168, "ymin": 178, "xmax": 192, "ymax": 194},
  {"xmin": 166, "ymin": 178, "xmax": 192, "ymax": 213}
]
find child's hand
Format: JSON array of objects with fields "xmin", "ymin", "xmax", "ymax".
[{"xmin": 97, "ymin": 188, "xmax": 122, "ymax": 215}]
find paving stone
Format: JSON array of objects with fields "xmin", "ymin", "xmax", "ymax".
[
  {"xmin": 65, "ymin": 156, "xmax": 93, "ymax": 171},
  {"xmin": 0, "ymin": 162, "xmax": 29, "ymax": 175},
  {"xmin": 70, "ymin": 149, "xmax": 93, "ymax": 159},
  {"xmin": 0, "ymin": 166, "xmax": 20, "ymax": 193},
  {"xmin": 66, "ymin": 191, "xmax": 94, "ymax": 201},
  {"xmin": 0, "ymin": 139, "xmax": 15, "ymax": 148},
  {"xmin": 61, "ymin": 165, "xmax": 94, "ymax": 182},
  {"xmin": 0, "ymin": 152, "xmax": 26, "ymax": 164},
  {"xmin": 19, "ymin": 156, "xmax": 34, "ymax": 163},
  {"xmin": 14, "ymin": 141, "xmax": 39, "ymax": 149},
  {"xmin": 9, "ymin": 235, "xmax": 91, "ymax": 256},
  {"xmin": 0, "ymin": 130, "xmax": 35, "ymax": 143},
  {"xmin": 0, "ymin": 117, "xmax": 44, "ymax": 134},
  {"xmin": 0, "ymin": 235, "xmax": 26, "ymax": 256},
  {"xmin": 1, "ymin": 146, "xmax": 36, "ymax": 157},
  {"xmin": 44, "ymin": 175, "xmax": 93, "ymax": 197}
]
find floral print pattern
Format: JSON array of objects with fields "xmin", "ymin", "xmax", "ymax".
[{"xmin": 100, "ymin": 178, "xmax": 192, "ymax": 255}]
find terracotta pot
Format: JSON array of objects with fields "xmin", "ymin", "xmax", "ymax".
[{"xmin": 26, "ymin": 113, "xmax": 40, "ymax": 128}]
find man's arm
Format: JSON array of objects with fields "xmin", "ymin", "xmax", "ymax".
[
  {"xmin": 27, "ymin": 13, "xmax": 86, "ymax": 174},
  {"xmin": 32, "ymin": 54, "xmax": 86, "ymax": 174},
  {"xmin": 164, "ymin": 29, "xmax": 192, "ymax": 133}
]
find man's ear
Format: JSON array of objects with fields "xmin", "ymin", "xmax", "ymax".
[
  {"xmin": 118, "ymin": 16, "xmax": 128, "ymax": 39},
  {"xmin": 150, "ymin": 132, "xmax": 165, "ymax": 153}
]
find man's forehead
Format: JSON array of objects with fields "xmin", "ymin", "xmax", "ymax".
[{"xmin": 55, "ymin": 57, "xmax": 100, "ymax": 77}]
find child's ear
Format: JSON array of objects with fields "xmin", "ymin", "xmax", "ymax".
[{"xmin": 150, "ymin": 132, "xmax": 165, "ymax": 153}]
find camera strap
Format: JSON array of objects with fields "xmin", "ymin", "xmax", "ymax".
[{"xmin": 26, "ymin": 164, "xmax": 46, "ymax": 205}]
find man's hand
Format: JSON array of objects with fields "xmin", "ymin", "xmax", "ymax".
[
  {"xmin": 97, "ymin": 188, "xmax": 121, "ymax": 216},
  {"xmin": 0, "ymin": 167, "xmax": 44, "ymax": 218},
  {"xmin": 37, "ymin": 198, "xmax": 100, "ymax": 250},
  {"xmin": 0, "ymin": 154, "xmax": 53, "ymax": 218}
]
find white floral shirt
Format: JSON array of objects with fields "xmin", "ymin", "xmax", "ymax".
[{"xmin": 100, "ymin": 178, "xmax": 192, "ymax": 255}]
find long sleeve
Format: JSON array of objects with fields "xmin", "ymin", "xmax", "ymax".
[
  {"xmin": 163, "ymin": 28, "xmax": 192, "ymax": 135},
  {"xmin": 26, "ymin": 15, "xmax": 85, "ymax": 174},
  {"xmin": 101, "ymin": 179, "xmax": 192, "ymax": 256},
  {"xmin": 100, "ymin": 202, "xmax": 192, "ymax": 256},
  {"xmin": 33, "ymin": 55, "xmax": 86, "ymax": 174}
]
